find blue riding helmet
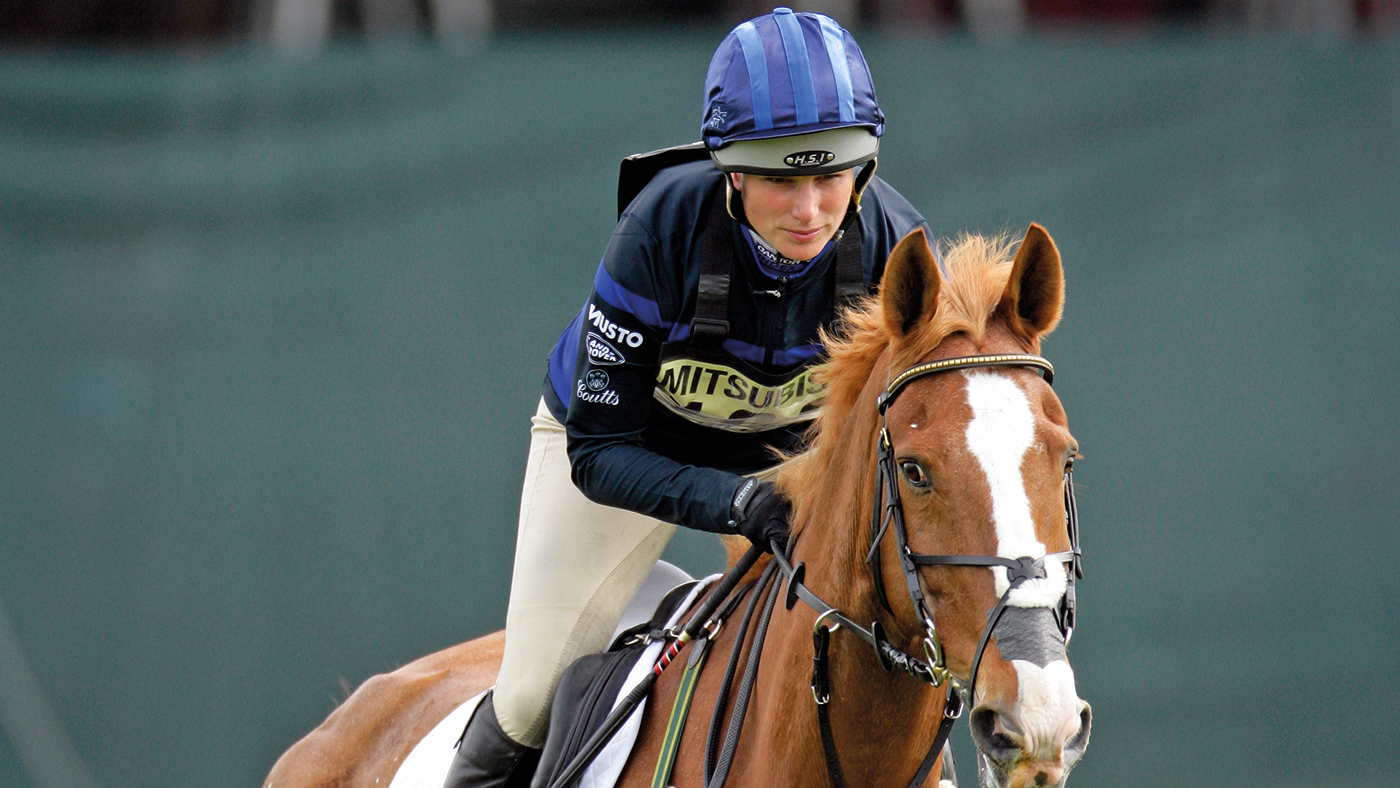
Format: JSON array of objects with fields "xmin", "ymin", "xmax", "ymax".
[{"xmin": 702, "ymin": 7, "xmax": 883, "ymax": 176}]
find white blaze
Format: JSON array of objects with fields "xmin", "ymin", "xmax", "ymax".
[
  {"xmin": 963, "ymin": 372, "xmax": 1082, "ymax": 758},
  {"xmin": 962, "ymin": 372, "xmax": 1067, "ymax": 607},
  {"xmin": 1012, "ymin": 660, "xmax": 1083, "ymax": 759}
]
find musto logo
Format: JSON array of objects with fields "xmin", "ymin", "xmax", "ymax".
[
  {"xmin": 586, "ymin": 333, "xmax": 625, "ymax": 366},
  {"xmin": 654, "ymin": 358, "xmax": 824, "ymax": 432},
  {"xmin": 587, "ymin": 304, "xmax": 643, "ymax": 348}
]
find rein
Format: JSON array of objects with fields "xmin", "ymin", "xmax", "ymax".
[
  {"xmin": 549, "ymin": 353, "xmax": 1084, "ymax": 788},
  {"xmin": 764, "ymin": 352, "xmax": 1083, "ymax": 788}
]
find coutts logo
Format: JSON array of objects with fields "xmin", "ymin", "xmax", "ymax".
[
  {"xmin": 576, "ymin": 378, "xmax": 619, "ymax": 406},
  {"xmin": 586, "ymin": 333, "xmax": 625, "ymax": 366},
  {"xmin": 784, "ymin": 150, "xmax": 835, "ymax": 168}
]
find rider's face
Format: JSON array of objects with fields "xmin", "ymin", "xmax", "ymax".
[{"xmin": 730, "ymin": 170, "xmax": 856, "ymax": 261}]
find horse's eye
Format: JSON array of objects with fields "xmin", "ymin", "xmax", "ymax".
[{"xmin": 899, "ymin": 460, "xmax": 931, "ymax": 488}]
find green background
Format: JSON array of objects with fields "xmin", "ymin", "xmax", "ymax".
[{"xmin": 1, "ymin": 32, "xmax": 1397, "ymax": 787}]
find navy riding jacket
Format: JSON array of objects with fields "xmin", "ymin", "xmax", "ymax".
[{"xmin": 543, "ymin": 159, "xmax": 928, "ymax": 533}]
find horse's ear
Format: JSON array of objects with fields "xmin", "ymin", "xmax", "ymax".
[
  {"xmin": 999, "ymin": 223, "xmax": 1064, "ymax": 343},
  {"xmin": 880, "ymin": 228, "xmax": 941, "ymax": 341}
]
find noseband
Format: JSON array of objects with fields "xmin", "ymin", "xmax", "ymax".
[{"xmin": 770, "ymin": 352, "xmax": 1083, "ymax": 788}]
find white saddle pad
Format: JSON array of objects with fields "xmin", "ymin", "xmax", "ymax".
[
  {"xmin": 389, "ymin": 564, "xmax": 713, "ymax": 788},
  {"xmin": 388, "ymin": 689, "xmax": 487, "ymax": 788}
]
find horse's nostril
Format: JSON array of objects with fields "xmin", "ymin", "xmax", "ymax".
[
  {"xmin": 1066, "ymin": 702, "xmax": 1093, "ymax": 759},
  {"xmin": 969, "ymin": 705, "xmax": 1021, "ymax": 763}
]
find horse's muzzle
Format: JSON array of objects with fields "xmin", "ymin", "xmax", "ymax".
[{"xmin": 969, "ymin": 696, "xmax": 1091, "ymax": 788}]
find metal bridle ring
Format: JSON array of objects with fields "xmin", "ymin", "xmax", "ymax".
[{"xmin": 813, "ymin": 608, "xmax": 844, "ymax": 636}]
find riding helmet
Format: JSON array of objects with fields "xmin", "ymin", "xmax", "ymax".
[{"xmin": 702, "ymin": 7, "xmax": 883, "ymax": 177}]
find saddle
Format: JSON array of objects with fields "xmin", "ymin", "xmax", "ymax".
[
  {"xmin": 531, "ymin": 571, "xmax": 713, "ymax": 788},
  {"xmin": 526, "ymin": 551, "xmax": 962, "ymax": 788}
]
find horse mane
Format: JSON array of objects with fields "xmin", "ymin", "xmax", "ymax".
[{"xmin": 773, "ymin": 232, "xmax": 1019, "ymax": 594}]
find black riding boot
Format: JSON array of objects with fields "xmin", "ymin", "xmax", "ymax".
[{"xmin": 442, "ymin": 691, "xmax": 541, "ymax": 788}]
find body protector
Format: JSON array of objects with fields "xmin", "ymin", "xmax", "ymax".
[
  {"xmin": 544, "ymin": 10, "xmax": 917, "ymax": 539},
  {"xmin": 655, "ymin": 152, "xmax": 866, "ymax": 433}
]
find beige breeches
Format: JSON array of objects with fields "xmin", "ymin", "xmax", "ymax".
[{"xmin": 492, "ymin": 400, "xmax": 677, "ymax": 747}]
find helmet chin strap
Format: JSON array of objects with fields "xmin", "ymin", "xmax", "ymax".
[
  {"xmin": 852, "ymin": 159, "xmax": 877, "ymax": 209},
  {"xmin": 723, "ymin": 174, "xmax": 748, "ymax": 225}
]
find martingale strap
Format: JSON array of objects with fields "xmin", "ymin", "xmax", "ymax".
[
  {"xmin": 810, "ymin": 622, "xmax": 961, "ymax": 788},
  {"xmin": 766, "ymin": 545, "xmax": 960, "ymax": 788},
  {"xmin": 706, "ymin": 564, "xmax": 783, "ymax": 788},
  {"xmin": 703, "ymin": 571, "xmax": 776, "ymax": 787}
]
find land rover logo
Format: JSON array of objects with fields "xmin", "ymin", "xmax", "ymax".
[
  {"xmin": 586, "ymin": 332, "xmax": 625, "ymax": 366},
  {"xmin": 585, "ymin": 369, "xmax": 610, "ymax": 392},
  {"xmin": 784, "ymin": 150, "xmax": 835, "ymax": 168}
]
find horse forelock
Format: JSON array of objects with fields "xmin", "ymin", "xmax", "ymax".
[{"xmin": 777, "ymin": 233, "xmax": 1022, "ymax": 592}]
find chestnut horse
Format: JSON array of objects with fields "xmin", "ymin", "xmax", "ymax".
[{"xmin": 265, "ymin": 224, "xmax": 1091, "ymax": 788}]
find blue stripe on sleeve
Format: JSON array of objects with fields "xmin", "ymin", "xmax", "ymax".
[
  {"xmin": 592, "ymin": 262, "xmax": 667, "ymax": 329},
  {"xmin": 773, "ymin": 9, "xmax": 818, "ymax": 126},
  {"xmin": 547, "ymin": 310, "xmax": 584, "ymax": 405},
  {"xmin": 817, "ymin": 16, "xmax": 855, "ymax": 123},
  {"xmin": 733, "ymin": 22, "xmax": 772, "ymax": 132}
]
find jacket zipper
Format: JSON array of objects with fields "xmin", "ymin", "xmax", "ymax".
[{"xmin": 759, "ymin": 275, "xmax": 788, "ymax": 366}]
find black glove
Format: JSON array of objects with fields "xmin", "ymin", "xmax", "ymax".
[{"xmin": 729, "ymin": 478, "xmax": 791, "ymax": 554}]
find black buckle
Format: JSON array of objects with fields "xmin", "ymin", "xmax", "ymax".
[
  {"xmin": 811, "ymin": 624, "xmax": 832, "ymax": 705},
  {"xmin": 689, "ymin": 317, "xmax": 729, "ymax": 348}
]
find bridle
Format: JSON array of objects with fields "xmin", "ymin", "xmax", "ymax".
[
  {"xmin": 769, "ymin": 352, "xmax": 1084, "ymax": 788},
  {"xmin": 871, "ymin": 353, "xmax": 1082, "ymax": 692},
  {"xmin": 546, "ymin": 354, "xmax": 1083, "ymax": 788}
]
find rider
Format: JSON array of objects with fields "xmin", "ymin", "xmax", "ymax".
[{"xmin": 444, "ymin": 9, "xmax": 931, "ymax": 787}]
